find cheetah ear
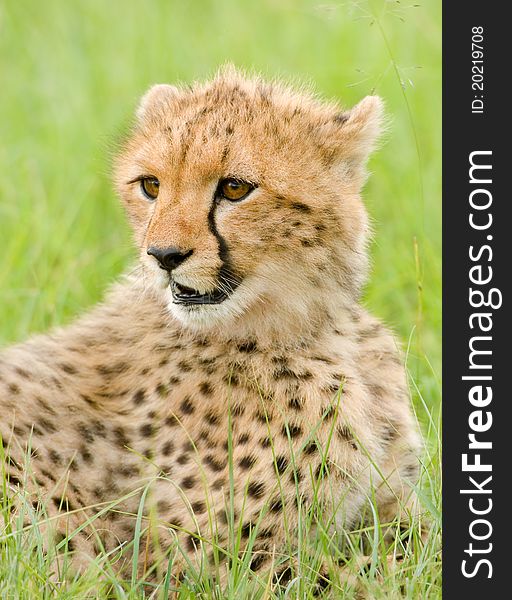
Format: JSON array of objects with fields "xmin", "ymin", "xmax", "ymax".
[
  {"xmin": 333, "ymin": 95, "xmax": 385, "ymax": 164},
  {"xmin": 136, "ymin": 84, "xmax": 179, "ymax": 122}
]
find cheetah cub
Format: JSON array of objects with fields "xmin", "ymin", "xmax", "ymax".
[{"xmin": 1, "ymin": 67, "xmax": 421, "ymax": 587}]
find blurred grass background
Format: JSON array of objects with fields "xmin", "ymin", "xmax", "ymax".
[{"xmin": 0, "ymin": 0, "xmax": 441, "ymax": 415}]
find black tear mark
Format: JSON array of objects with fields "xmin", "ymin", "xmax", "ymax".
[{"xmin": 207, "ymin": 199, "xmax": 241, "ymax": 295}]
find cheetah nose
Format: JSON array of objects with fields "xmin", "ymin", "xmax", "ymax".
[{"xmin": 147, "ymin": 246, "xmax": 193, "ymax": 271}]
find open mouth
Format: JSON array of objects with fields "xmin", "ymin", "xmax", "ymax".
[{"xmin": 171, "ymin": 281, "xmax": 228, "ymax": 305}]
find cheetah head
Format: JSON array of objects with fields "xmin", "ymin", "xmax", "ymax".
[{"xmin": 115, "ymin": 66, "xmax": 383, "ymax": 335}]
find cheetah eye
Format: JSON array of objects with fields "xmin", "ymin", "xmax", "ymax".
[
  {"xmin": 217, "ymin": 178, "xmax": 255, "ymax": 202},
  {"xmin": 140, "ymin": 177, "xmax": 160, "ymax": 201}
]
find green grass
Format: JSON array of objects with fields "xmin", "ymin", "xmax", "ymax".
[
  {"xmin": 2, "ymin": 395, "xmax": 440, "ymax": 599},
  {"xmin": 0, "ymin": 0, "xmax": 441, "ymax": 597}
]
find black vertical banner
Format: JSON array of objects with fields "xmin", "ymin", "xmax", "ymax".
[{"xmin": 443, "ymin": 2, "xmax": 509, "ymax": 597}]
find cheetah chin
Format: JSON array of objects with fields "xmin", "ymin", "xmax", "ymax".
[{"xmin": 165, "ymin": 277, "xmax": 254, "ymax": 330}]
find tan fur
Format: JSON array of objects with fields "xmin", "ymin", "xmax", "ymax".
[{"xmin": 0, "ymin": 67, "xmax": 421, "ymax": 586}]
